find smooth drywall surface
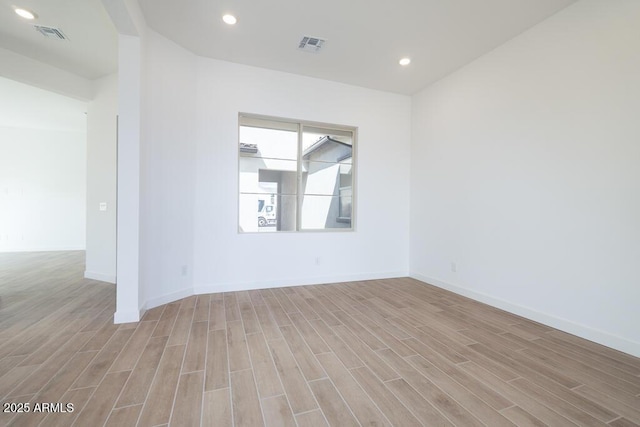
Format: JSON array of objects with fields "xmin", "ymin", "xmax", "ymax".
[
  {"xmin": 0, "ymin": 76, "xmax": 87, "ymax": 131},
  {"xmin": 102, "ymin": 0, "xmax": 148, "ymax": 322},
  {"xmin": 85, "ymin": 74, "xmax": 118, "ymax": 283},
  {"xmin": 0, "ymin": 77, "xmax": 87, "ymax": 252},
  {"xmin": 138, "ymin": 29, "xmax": 196, "ymax": 308},
  {"xmin": 0, "ymin": 128, "xmax": 87, "ymax": 251},
  {"xmin": 190, "ymin": 57, "xmax": 411, "ymax": 299},
  {"xmin": 410, "ymin": 0, "xmax": 640, "ymax": 355},
  {"xmin": 114, "ymin": 33, "xmax": 143, "ymax": 323},
  {"xmin": 0, "ymin": 47, "xmax": 92, "ymax": 101},
  {"xmin": 136, "ymin": 30, "xmax": 410, "ymax": 309}
]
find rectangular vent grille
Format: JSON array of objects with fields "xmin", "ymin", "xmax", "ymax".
[
  {"xmin": 34, "ymin": 25, "xmax": 67, "ymax": 40},
  {"xmin": 298, "ymin": 36, "xmax": 326, "ymax": 53}
]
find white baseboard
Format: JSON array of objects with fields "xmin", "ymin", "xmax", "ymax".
[
  {"xmin": 193, "ymin": 271, "xmax": 407, "ymax": 295},
  {"xmin": 0, "ymin": 246, "xmax": 85, "ymax": 253},
  {"xmin": 113, "ymin": 308, "xmax": 144, "ymax": 324},
  {"xmin": 410, "ymin": 273, "xmax": 640, "ymax": 358},
  {"xmin": 84, "ymin": 270, "xmax": 116, "ymax": 284},
  {"xmin": 144, "ymin": 288, "xmax": 194, "ymax": 311},
  {"xmin": 141, "ymin": 271, "xmax": 407, "ymax": 310}
]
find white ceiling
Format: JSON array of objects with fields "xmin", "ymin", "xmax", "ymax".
[
  {"xmin": 0, "ymin": 0, "xmax": 117, "ymax": 79},
  {"xmin": 0, "ymin": 0, "xmax": 577, "ymax": 94},
  {"xmin": 138, "ymin": 0, "xmax": 578, "ymax": 94}
]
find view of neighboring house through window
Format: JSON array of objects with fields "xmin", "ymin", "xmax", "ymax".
[{"xmin": 238, "ymin": 114, "xmax": 356, "ymax": 232}]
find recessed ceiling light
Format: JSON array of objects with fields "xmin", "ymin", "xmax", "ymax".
[
  {"xmin": 399, "ymin": 57, "xmax": 411, "ymax": 66},
  {"xmin": 222, "ymin": 14, "xmax": 237, "ymax": 25},
  {"xmin": 15, "ymin": 8, "xmax": 36, "ymax": 20}
]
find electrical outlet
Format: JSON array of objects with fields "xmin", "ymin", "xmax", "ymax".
[
  {"xmin": 181, "ymin": 265, "xmax": 188, "ymax": 276},
  {"xmin": 315, "ymin": 257, "xmax": 321, "ymax": 266},
  {"xmin": 451, "ymin": 262, "xmax": 457, "ymax": 273}
]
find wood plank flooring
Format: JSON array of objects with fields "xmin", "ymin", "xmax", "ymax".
[{"xmin": 1, "ymin": 251, "xmax": 639, "ymax": 426}]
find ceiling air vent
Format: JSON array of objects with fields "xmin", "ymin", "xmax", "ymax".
[
  {"xmin": 34, "ymin": 25, "xmax": 67, "ymax": 40},
  {"xmin": 298, "ymin": 36, "xmax": 326, "ymax": 53}
]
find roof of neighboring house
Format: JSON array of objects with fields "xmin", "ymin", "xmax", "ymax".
[
  {"xmin": 302, "ymin": 136, "xmax": 352, "ymax": 159},
  {"xmin": 239, "ymin": 142, "xmax": 258, "ymax": 153}
]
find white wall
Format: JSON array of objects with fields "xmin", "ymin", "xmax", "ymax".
[
  {"xmin": 114, "ymin": 33, "xmax": 143, "ymax": 323},
  {"xmin": 85, "ymin": 74, "xmax": 118, "ymax": 282},
  {"xmin": 139, "ymin": 29, "xmax": 197, "ymax": 307},
  {"xmin": 136, "ymin": 29, "xmax": 411, "ymax": 308},
  {"xmin": 0, "ymin": 47, "xmax": 93, "ymax": 101},
  {"xmin": 0, "ymin": 78, "xmax": 87, "ymax": 252},
  {"xmin": 410, "ymin": 0, "xmax": 640, "ymax": 356},
  {"xmin": 192, "ymin": 57, "xmax": 411, "ymax": 297}
]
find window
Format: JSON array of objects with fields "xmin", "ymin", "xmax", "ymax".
[{"xmin": 238, "ymin": 114, "xmax": 356, "ymax": 233}]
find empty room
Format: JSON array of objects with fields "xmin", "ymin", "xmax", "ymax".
[{"xmin": 1, "ymin": 0, "xmax": 639, "ymax": 426}]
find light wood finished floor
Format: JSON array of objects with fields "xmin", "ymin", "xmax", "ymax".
[{"xmin": 1, "ymin": 251, "xmax": 639, "ymax": 427}]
